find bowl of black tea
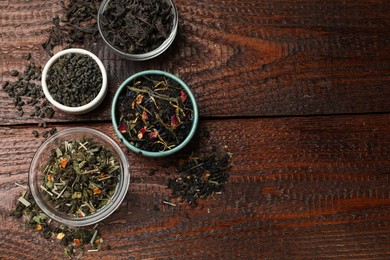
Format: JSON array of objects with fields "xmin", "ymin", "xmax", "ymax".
[
  {"xmin": 112, "ymin": 70, "xmax": 199, "ymax": 157},
  {"xmin": 97, "ymin": 0, "xmax": 178, "ymax": 61},
  {"xmin": 41, "ymin": 48, "xmax": 107, "ymax": 114},
  {"xmin": 29, "ymin": 127, "xmax": 130, "ymax": 227}
]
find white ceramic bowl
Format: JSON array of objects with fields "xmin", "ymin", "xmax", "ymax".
[{"xmin": 41, "ymin": 48, "xmax": 107, "ymax": 114}]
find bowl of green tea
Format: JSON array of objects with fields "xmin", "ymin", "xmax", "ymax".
[
  {"xmin": 41, "ymin": 48, "xmax": 107, "ymax": 114},
  {"xmin": 28, "ymin": 127, "xmax": 130, "ymax": 227},
  {"xmin": 97, "ymin": 0, "xmax": 178, "ymax": 61},
  {"xmin": 112, "ymin": 70, "xmax": 199, "ymax": 157}
]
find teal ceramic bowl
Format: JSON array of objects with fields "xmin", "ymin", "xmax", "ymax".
[{"xmin": 112, "ymin": 70, "xmax": 199, "ymax": 157}]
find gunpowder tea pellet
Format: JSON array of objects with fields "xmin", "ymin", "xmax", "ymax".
[
  {"xmin": 46, "ymin": 53, "xmax": 102, "ymax": 107},
  {"xmin": 40, "ymin": 138, "xmax": 120, "ymax": 217},
  {"xmin": 99, "ymin": 0, "xmax": 175, "ymax": 54}
]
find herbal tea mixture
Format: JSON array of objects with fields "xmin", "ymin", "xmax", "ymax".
[
  {"xmin": 99, "ymin": 0, "xmax": 174, "ymax": 54},
  {"xmin": 40, "ymin": 137, "xmax": 120, "ymax": 217},
  {"xmin": 46, "ymin": 53, "xmax": 102, "ymax": 107},
  {"xmin": 116, "ymin": 75, "xmax": 194, "ymax": 152}
]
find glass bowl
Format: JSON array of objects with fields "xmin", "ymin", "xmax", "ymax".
[
  {"xmin": 41, "ymin": 48, "xmax": 108, "ymax": 114},
  {"xmin": 97, "ymin": 0, "xmax": 178, "ymax": 61},
  {"xmin": 111, "ymin": 70, "xmax": 199, "ymax": 157},
  {"xmin": 29, "ymin": 127, "xmax": 130, "ymax": 227}
]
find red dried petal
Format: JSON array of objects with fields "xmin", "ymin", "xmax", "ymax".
[
  {"xmin": 135, "ymin": 94, "xmax": 144, "ymax": 105},
  {"xmin": 142, "ymin": 111, "xmax": 148, "ymax": 121},
  {"xmin": 118, "ymin": 124, "xmax": 127, "ymax": 133},
  {"xmin": 171, "ymin": 115, "xmax": 179, "ymax": 128},
  {"xmin": 138, "ymin": 127, "xmax": 147, "ymax": 139},
  {"xmin": 140, "ymin": 127, "xmax": 147, "ymax": 134},
  {"xmin": 180, "ymin": 90, "xmax": 187, "ymax": 102},
  {"xmin": 148, "ymin": 130, "xmax": 159, "ymax": 139}
]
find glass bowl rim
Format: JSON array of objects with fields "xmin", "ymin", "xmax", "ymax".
[
  {"xmin": 97, "ymin": 0, "xmax": 179, "ymax": 61},
  {"xmin": 28, "ymin": 127, "xmax": 130, "ymax": 227}
]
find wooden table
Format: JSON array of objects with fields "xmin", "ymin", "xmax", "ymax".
[{"xmin": 1, "ymin": 0, "xmax": 390, "ymax": 259}]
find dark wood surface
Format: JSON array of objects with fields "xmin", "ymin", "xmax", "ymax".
[{"xmin": 1, "ymin": 0, "xmax": 390, "ymax": 259}]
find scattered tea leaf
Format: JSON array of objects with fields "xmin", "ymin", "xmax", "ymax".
[
  {"xmin": 43, "ymin": 0, "xmax": 100, "ymax": 55},
  {"xmin": 167, "ymin": 150, "xmax": 232, "ymax": 206},
  {"xmin": 17, "ymin": 196, "xmax": 31, "ymax": 207},
  {"xmin": 11, "ymin": 189, "xmax": 104, "ymax": 257}
]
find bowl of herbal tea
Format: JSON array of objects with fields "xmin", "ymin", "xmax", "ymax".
[
  {"xmin": 41, "ymin": 48, "xmax": 107, "ymax": 114},
  {"xmin": 112, "ymin": 70, "xmax": 199, "ymax": 157},
  {"xmin": 97, "ymin": 0, "xmax": 178, "ymax": 61},
  {"xmin": 28, "ymin": 127, "xmax": 130, "ymax": 227}
]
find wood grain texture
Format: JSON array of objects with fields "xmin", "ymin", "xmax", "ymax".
[
  {"xmin": 1, "ymin": 115, "xmax": 390, "ymax": 259},
  {"xmin": 1, "ymin": 0, "xmax": 390, "ymax": 125},
  {"xmin": 1, "ymin": 0, "xmax": 390, "ymax": 259}
]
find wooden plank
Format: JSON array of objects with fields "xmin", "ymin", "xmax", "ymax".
[
  {"xmin": 2, "ymin": 0, "xmax": 390, "ymax": 125},
  {"xmin": 1, "ymin": 114, "xmax": 390, "ymax": 258}
]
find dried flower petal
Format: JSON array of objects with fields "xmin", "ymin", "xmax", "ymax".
[
  {"xmin": 95, "ymin": 238, "xmax": 103, "ymax": 245},
  {"xmin": 74, "ymin": 239, "xmax": 81, "ymax": 247},
  {"xmin": 138, "ymin": 127, "xmax": 147, "ymax": 139},
  {"xmin": 57, "ymin": 232, "xmax": 65, "ymax": 240},
  {"xmin": 93, "ymin": 187, "xmax": 102, "ymax": 195},
  {"xmin": 60, "ymin": 159, "xmax": 68, "ymax": 168},
  {"xmin": 171, "ymin": 115, "xmax": 179, "ymax": 128},
  {"xmin": 135, "ymin": 94, "xmax": 144, "ymax": 105},
  {"xmin": 118, "ymin": 124, "xmax": 127, "ymax": 133},
  {"xmin": 180, "ymin": 90, "xmax": 187, "ymax": 102},
  {"xmin": 132, "ymin": 94, "xmax": 144, "ymax": 109},
  {"xmin": 148, "ymin": 130, "xmax": 159, "ymax": 139},
  {"xmin": 47, "ymin": 174, "xmax": 53, "ymax": 182},
  {"xmin": 142, "ymin": 111, "xmax": 148, "ymax": 121},
  {"xmin": 204, "ymin": 170, "xmax": 211, "ymax": 180}
]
